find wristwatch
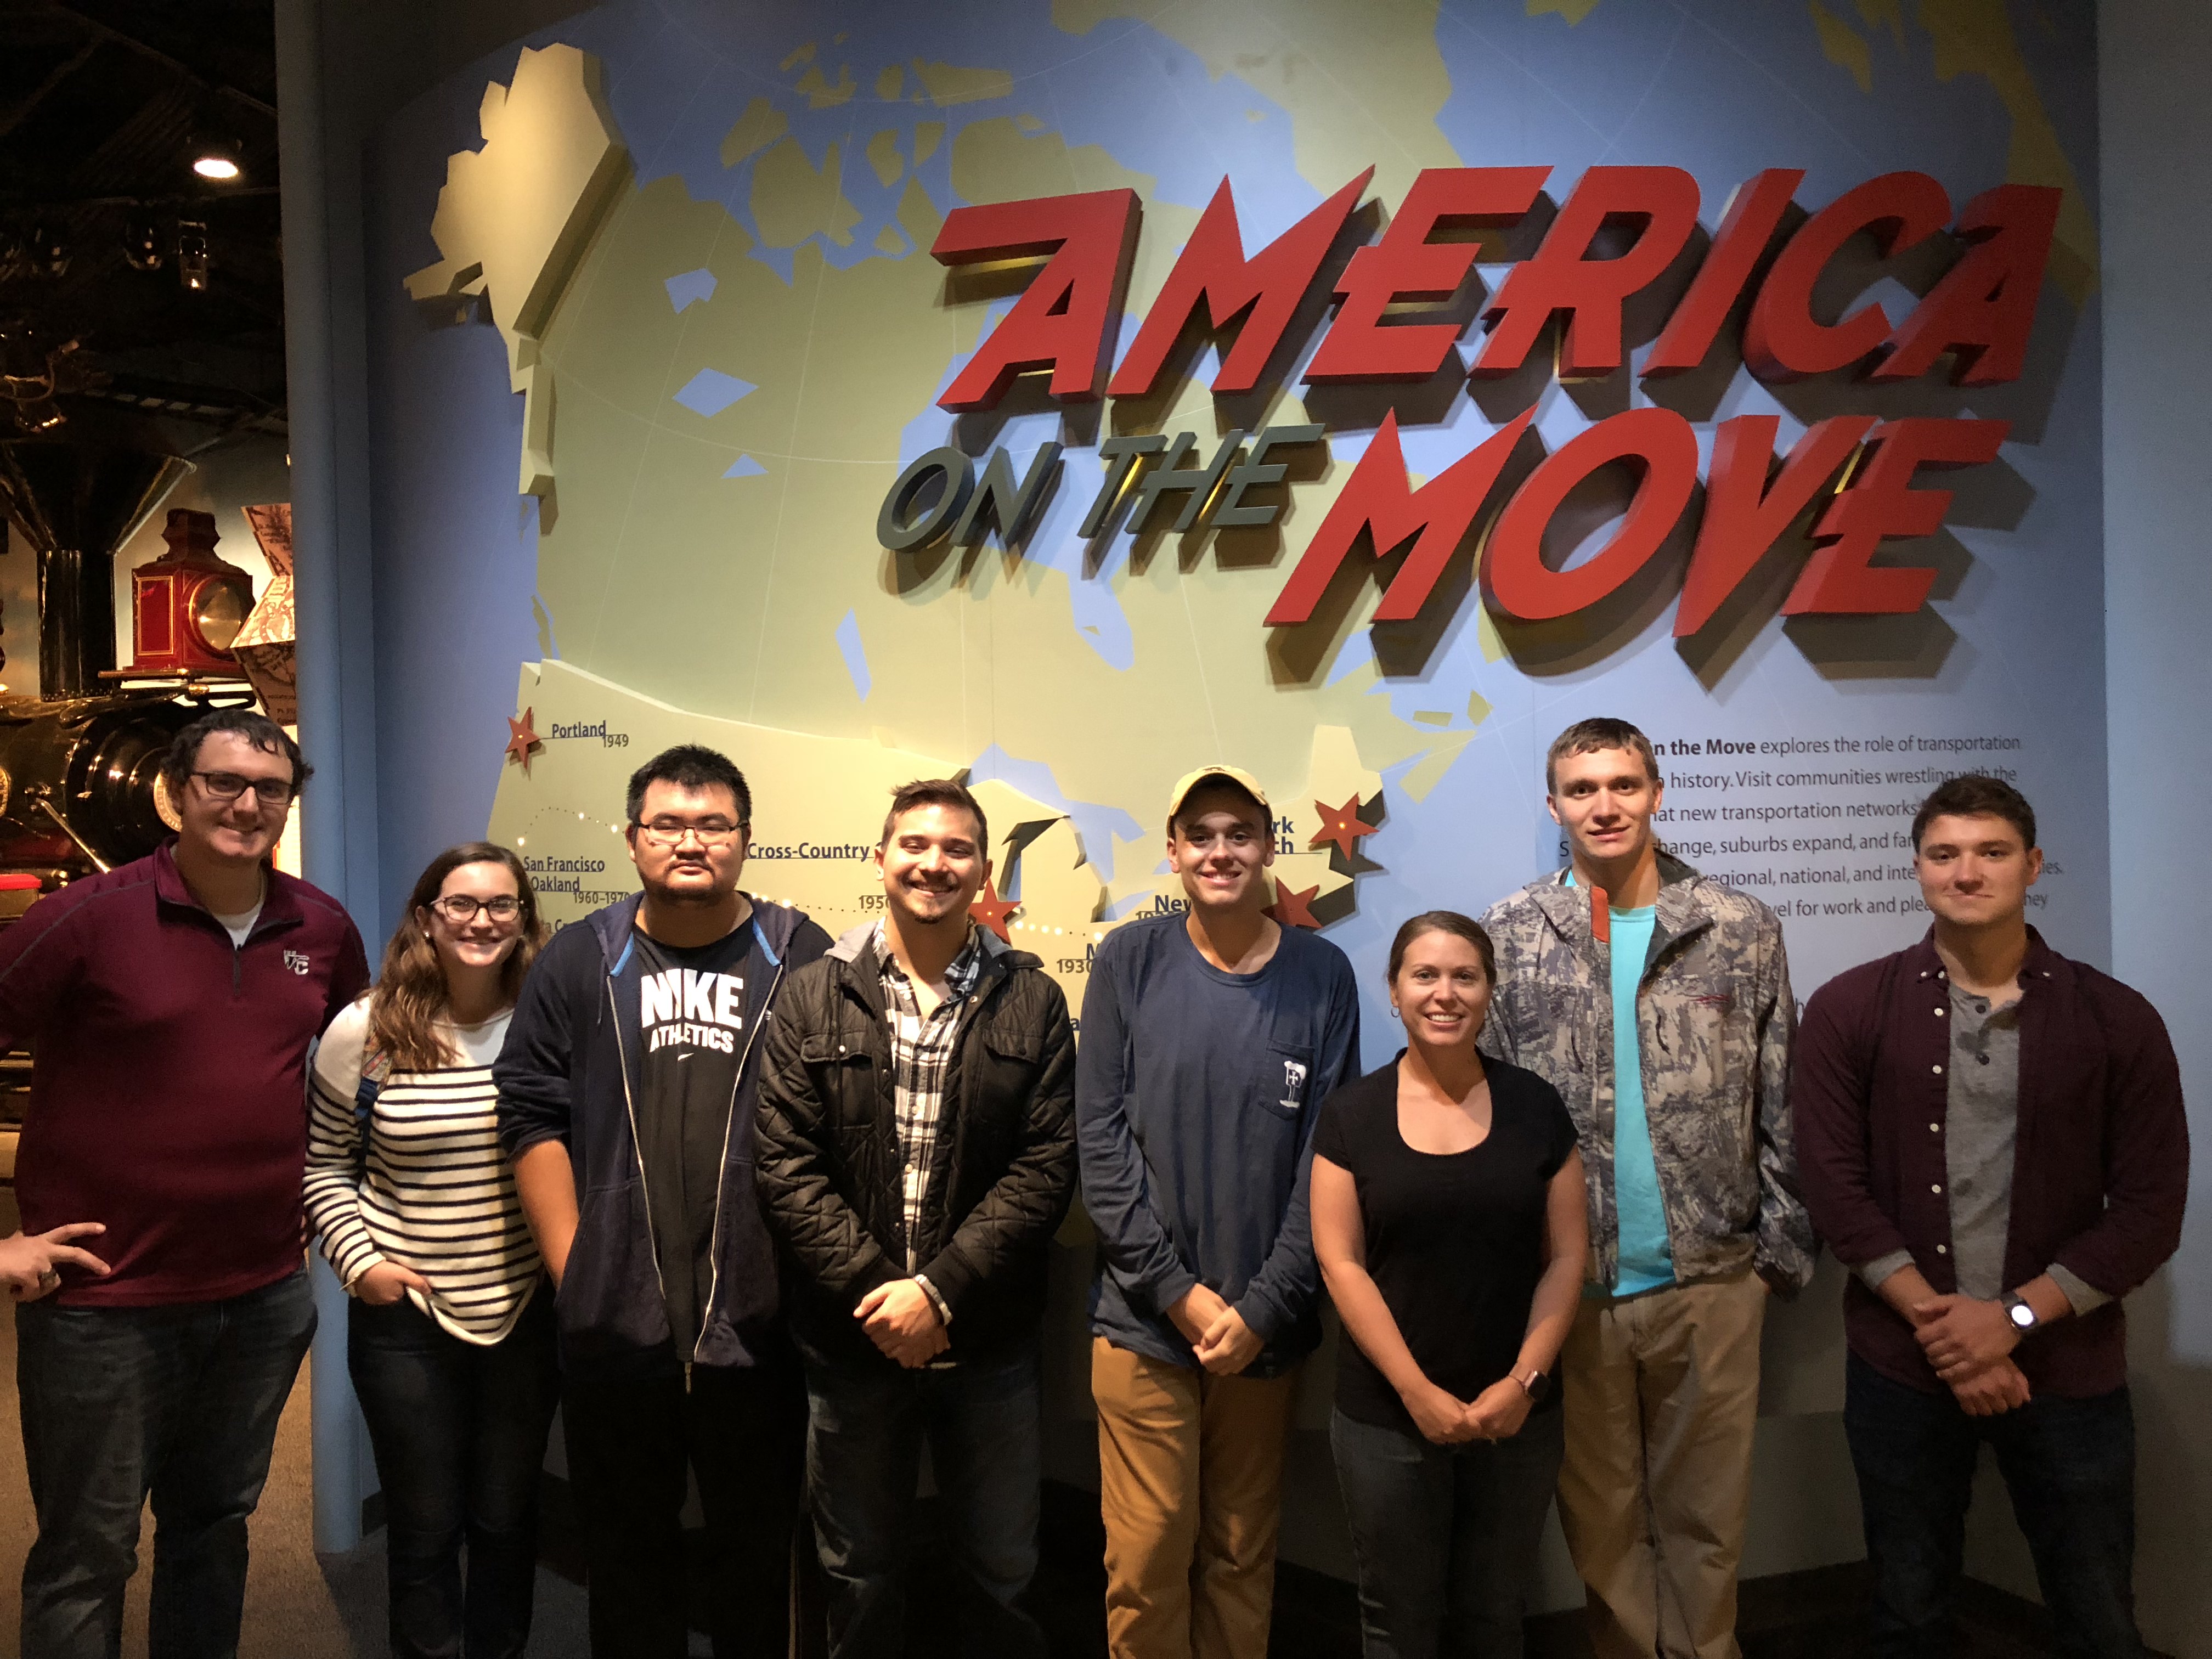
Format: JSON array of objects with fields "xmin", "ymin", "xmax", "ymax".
[
  {"xmin": 2001, "ymin": 1290, "xmax": 2040, "ymax": 1334},
  {"xmin": 1513, "ymin": 1366, "xmax": 1550, "ymax": 1402}
]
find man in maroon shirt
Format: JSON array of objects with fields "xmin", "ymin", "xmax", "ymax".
[
  {"xmin": 0, "ymin": 709, "xmax": 369, "ymax": 1659},
  {"xmin": 1794, "ymin": 775, "xmax": 2188, "ymax": 1658}
]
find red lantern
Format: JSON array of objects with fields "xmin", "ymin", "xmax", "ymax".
[{"xmin": 128, "ymin": 509, "xmax": 255, "ymax": 676}]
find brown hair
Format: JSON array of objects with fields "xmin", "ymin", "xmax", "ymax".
[
  {"xmin": 1545, "ymin": 716, "xmax": 1660, "ymax": 794},
  {"xmin": 1911, "ymin": 774, "xmax": 2036, "ymax": 852},
  {"xmin": 162, "ymin": 708, "xmax": 311, "ymax": 801},
  {"xmin": 1386, "ymin": 911, "xmax": 1496, "ymax": 983},
  {"xmin": 880, "ymin": 778, "xmax": 989, "ymax": 851},
  {"xmin": 366, "ymin": 843, "xmax": 546, "ymax": 1071}
]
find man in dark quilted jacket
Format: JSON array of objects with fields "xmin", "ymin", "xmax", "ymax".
[{"xmin": 757, "ymin": 778, "xmax": 1076, "ymax": 1659}]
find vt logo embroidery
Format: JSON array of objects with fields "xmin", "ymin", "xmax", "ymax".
[
  {"xmin": 1279, "ymin": 1058, "xmax": 1308, "ymax": 1113},
  {"xmin": 283, "ymin": 950, "xmax": 311, "ymax": 975}
]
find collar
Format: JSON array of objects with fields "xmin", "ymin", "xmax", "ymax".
[
  {"xmin": 870, "ymin": 919, "xmax": 986, "ymax": 992},
  {"xmin": 1905, "ymin": 926, "xmax": 2062, "ymax": 989},
  {"xmin": 151, "ymin": 840, "xmax": 301, "ymax": 928}
]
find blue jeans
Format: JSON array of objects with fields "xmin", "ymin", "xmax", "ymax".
[
  {"xmin": 15, "ymin": 1268, "xmax": 317, "ymax": 1659},
  {"xmin": 1843, "ymin": 1352, "xmax": 2148, "ymax": 1658},
  {"xmin": 805, "ymin": 1345, "xmax": 1046, "ymax": 1659},
  {"xmin": 1330, "ymin": 1404, "xmax": 1564, "ymax": 1659},
  {"xmin": 347, "ymin": 1284, "xmax": 561, "ymax": 1659}
]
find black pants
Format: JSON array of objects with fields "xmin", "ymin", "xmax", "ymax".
[
  {"xmin": 562, "ymin": 1353, "xmax": 809, "ymax": 1659},
  {"xmin": 347, "ymin": 1285, "xmax": 561, "ymax": 1659},
  {"xmin": 1843, "ymin": 1352, "xmax": 2148, "ymax": 1658}
]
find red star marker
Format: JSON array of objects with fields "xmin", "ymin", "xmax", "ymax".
[
  {"xmin": 1310, "ymin": 794, "xmax": 1379, "ymax": 861},
  {"xmin": 1266, "ymin": 882, "xmax": 1321, "ymax": 929},
  {"xmin": 505, "ymin": 708, "xmax": 543, "ymax": 771},
  {"xmin": 968, "ymin": 881, "xmax": 1019, "ymax": 944}
]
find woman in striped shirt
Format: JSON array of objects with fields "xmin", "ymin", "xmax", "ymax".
[{"xmin": 306, "ymin": 841, "xmax": 554, "ymax": 1659}]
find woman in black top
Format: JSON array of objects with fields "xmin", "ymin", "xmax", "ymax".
[{"xmin": 1311, "ymin": 911, "xmax": 1587, "ymax": 1659}]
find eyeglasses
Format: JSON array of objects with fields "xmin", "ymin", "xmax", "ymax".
[
  {"xmin": 191, "ymin": 770, "xmax": 294, "ymax": 807},
  {"xmin": 430, "ymin": 894, "xmax": 523, "ymax": 923},
  {"xmin": 634, "ymin": 819, "xmax": 745, "ymax": 848}
]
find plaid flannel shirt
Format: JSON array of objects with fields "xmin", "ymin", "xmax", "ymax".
[{"xmin": 876, "ymin": 923, "xmax": 984, "ymax": 1305}]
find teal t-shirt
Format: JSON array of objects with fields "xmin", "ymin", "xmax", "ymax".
[{"xmin": 1606, "ymin": 902, "xmax": 1674, "ymax": 1294}]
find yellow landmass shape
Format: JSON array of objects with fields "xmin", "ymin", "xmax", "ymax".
[
  {"xmin": 753, "ymin": 138, "xmax": 863, "ymax": 248},
  {"xmin": 1052, "ymin": 0, "xmax": 1458, "ymax": 207},
  {"xmin": 780, "ymin": 43, "xmax": 816, "ymax": 72},
  {"xmin": 1528, "ymin": 0, "xmax": 1602, "ymax": 20},
  {"xmin": 1916, "ymin": 0, "xmax": 2096, "ymax": 303},
  {"xmin": 403, "ymin": 43, "xmax": 630, "ymax": 499},
  {"xmin": 876, "ymin": 65, "xmax": 905, "ymax": 101},
  {"xmin": 912, "ymin": 59, "xmax": 1015, "ymax": 105},
  {"xmin": 866, "ymin": 129, "xmax": 904, "ymax": 187},
  {"xmin": 721, "ymin": 97, "xmax": 789, "ymax": 167},
  {"xmin": 1809, "ymin": 1, "xmax": 1874, "ymax": 92},
  {"xmin": 1856, "ymin": 0, "xmax": 1906, "ymax": 49},
  {"xmin": 914, "ymin": 122, "xmax": 944, "ymax": 165},
  {"xmin": 796, "ymin": 64, "xmax": 856, "ymax": 108}
]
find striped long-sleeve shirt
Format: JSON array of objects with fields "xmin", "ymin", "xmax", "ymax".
[{"xmin": 305, "ymin": 997, "xmax": 542, "ymax": 1345}]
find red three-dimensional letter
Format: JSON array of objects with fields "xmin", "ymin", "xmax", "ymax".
[
  {"xmin": 1265, "ymin": 408, "xmax": 1535, "ymax": 625},
  {"xmin": 1874, "ymin": 185, "xmax": 2062, "ymax": 386},
  {"xmin": 1643, "ymin": 168, "xmax": 1804, "ymax": 376},
  {"xmin": 1472, "ymin": 166, "xmax": 1701, "ymax": 380},
  {"xmin": 1109, "ymin": 170, "xmax": 1373, "ymax": 399},
  {"xmin": 1674, "ymin": 414, "xmax": 1874, "ymax": 635},
  {"xmin": 1742, "ymin": 172, "xmax": 1950, "ymax": 382},
  {"xmin": 933, "ymin": 190, "xmax": 1142, "ymax": 411},
  {"xmin": 1784, "ymin": 417, "xmax": 2010, "ymax": 614},
  {"xmin": 1482, "ymin": 408, "xmax": 1700, "ymax": 620},
  {"xmin": 1305, "ymin": 167, "xmax": 1550, "ymax": 383}
]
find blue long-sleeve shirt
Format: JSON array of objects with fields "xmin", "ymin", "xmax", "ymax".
[{"xmin": 1076, "ymin": 913, "xmax": 1361, "ymax": 1375}]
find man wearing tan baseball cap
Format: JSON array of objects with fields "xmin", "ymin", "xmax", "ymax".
[{"xmin": 1077, "ymin": 765, "xmax": 1362, "ymax": 1659}]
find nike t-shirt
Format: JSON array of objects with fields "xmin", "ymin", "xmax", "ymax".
[{"xmin": 633, "ymin": 919, "xmax": 761, "ymax": 1357}]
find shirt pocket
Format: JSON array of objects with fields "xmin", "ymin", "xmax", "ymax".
[{"xmin": 1253, "ymin": 1040, "xmax": 1316, "ymax": 1124}]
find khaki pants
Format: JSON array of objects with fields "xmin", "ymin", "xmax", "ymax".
[
  {"xmin": 1556, "ymin": 1273, "xmax": 1767, "ymax": 1659},
  {"xmin": 1092, "ymin": 1337, "xmax": 1301, "ymax": 1659}
]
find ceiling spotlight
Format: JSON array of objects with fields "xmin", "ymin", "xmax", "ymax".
[
  {"xmin": 177, "ymin": 221, "xmax": 209, "ymax": 292},
  {"xmin": 191, "ymin": 141, "xmax": 241, "ymax": 183}
]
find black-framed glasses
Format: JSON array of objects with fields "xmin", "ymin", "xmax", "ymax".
[
  {"xmin": 634, "ymin": 818, "xmax": 746, "ymax": 848},
  {"xmin": 429, "ymin": 894, "xmax": 523, "ymax": 923},
  {"xmin": 191, "ymin": 770, "xmax": 294, "ymax": 806}
]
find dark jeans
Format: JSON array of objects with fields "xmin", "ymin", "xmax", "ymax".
[
  {"xmin": 348, "ymin": 1284, "xmax": 561, "ymax": 1659},
  {"xmin": 1843, "ymin": 1352, "xmax": 2149, "ymax": 1658},
  {"xmin": 15, "ymin": 1267, "xmax": 317, "ymax": 1659},
  {"xmin": 562, "ymin": 1351, "xmax": 809, "ymax": 1659},
  {"xmin": 805, "ymin": 1344, "xmax": 1046, "ymax": 1659},
  {"xmin": 1330, "ymin": 1403, "xmax": 1565, "ymax": 1659}
]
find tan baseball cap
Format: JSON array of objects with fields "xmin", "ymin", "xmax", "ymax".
[{"xmin": 1166, "ymin": 765, "xmax": 1271, "ymax": 827}]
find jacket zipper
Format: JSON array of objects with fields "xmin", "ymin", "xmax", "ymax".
[
  {"xmin": 693, "ymin": 954, "xmax": 785, "ymax": 1374},
  {"xmin": 604, "ymin": 974, "xmax": 679, "ymax": 1386}
]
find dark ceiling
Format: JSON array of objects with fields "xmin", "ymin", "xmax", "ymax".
[{"xmin": 0, "ymin": 0, "xmax": 284, "ymax": 441}]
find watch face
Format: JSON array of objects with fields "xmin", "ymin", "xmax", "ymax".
[{"xmin": 2007, "ymin": 1300, "xmax": 2036, "ymax": 1329}]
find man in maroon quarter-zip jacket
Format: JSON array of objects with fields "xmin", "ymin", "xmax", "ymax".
[{"xmin": 0, "ymin": 709, "xmax": 368, "ymax": 1659}]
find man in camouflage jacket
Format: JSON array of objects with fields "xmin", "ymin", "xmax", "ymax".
[{"xmin": 1481, "ymin": 718, "xmax": 1814, "ymax": 1659}]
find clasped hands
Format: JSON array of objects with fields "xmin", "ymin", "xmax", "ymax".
[
  {"xmin": 1168, "ymin": 1284, "xmax": 1265, "ymax": 1375},
  {"xmin": 1403, "ymin": 1378, "xmax": 1532, "ymax": 1447},
  {"xmin": 856, "ymin": 1278, "xmax": 949, "ymax": 1368},
  {"xmin": 1911, "ymin": 1292, "xmax": 2030, "ymax": 1417}
]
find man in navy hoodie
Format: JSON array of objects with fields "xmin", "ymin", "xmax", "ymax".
[{"xmin": 498, "ymin": 745, "xmax": 831, "ymax": 1659}]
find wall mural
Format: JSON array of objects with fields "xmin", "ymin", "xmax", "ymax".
[{"xmin": 373, "ymin": 0, "xmax": 2101, "ymax": 1070}]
